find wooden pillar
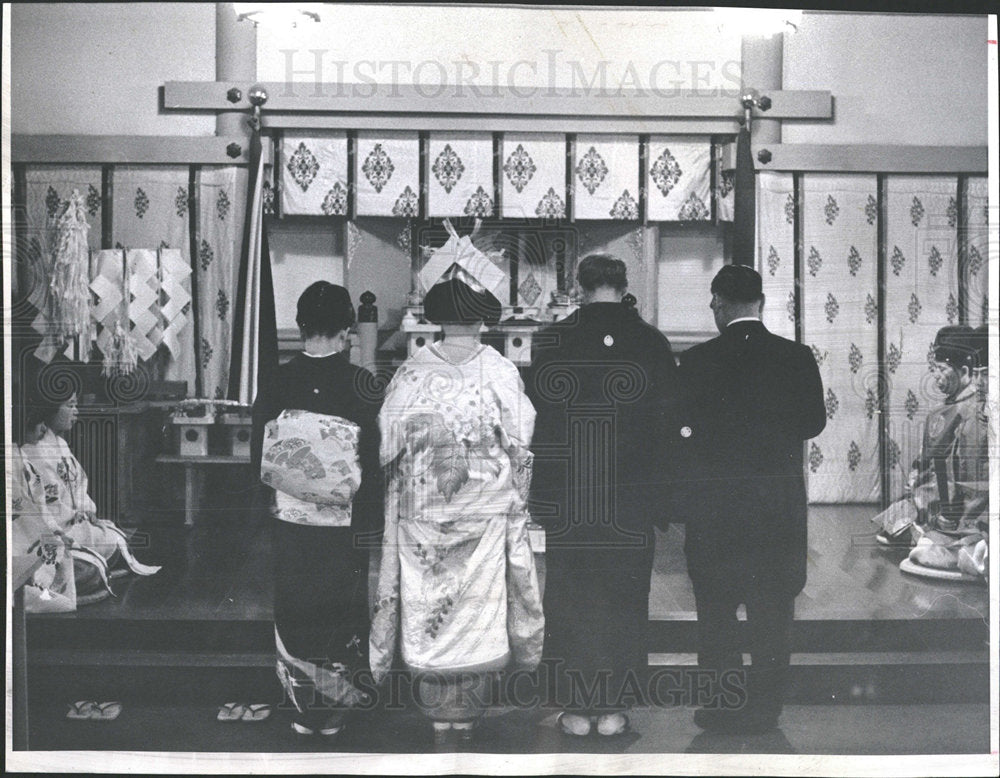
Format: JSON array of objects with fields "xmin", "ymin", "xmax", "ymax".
[
  {"xmin": 215, "ymin": 2, "xmax": 256, "ymax": 137},
  {"xmin": 741, "ymin": 33, "xmax": 783, "ymax": 144}
]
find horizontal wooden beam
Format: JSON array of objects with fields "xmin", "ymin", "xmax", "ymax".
[
  {"xmin": 164, "ymin": 81, "xmax": 832, "ymax": 121},
  {"xmin": 11, "ymin": 135, "xmax": 272, "ymax": 165},
  {"xmin": 721, "ymin": 143, "xmax": 988, "ymax": 174},
  {"xmin": 263, "ymin": 113, "xmax": 742, "ymax": 135}
]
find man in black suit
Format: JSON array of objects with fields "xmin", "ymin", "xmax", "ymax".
[{"xmin": 677, "ymin": 265, "xmax": 826, "ymax": 734}]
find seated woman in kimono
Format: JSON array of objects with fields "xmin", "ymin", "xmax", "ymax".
[
  {"xmin": 878, "ymin": 325, "xmax": 989, "ymax": 582},
  {"xmin": 18, "ymin": 381, "xmax": 161, "ymax": 604},
  {"xmin": 370, "ymin": 276, "xmax": 543, "ymax": 747}
]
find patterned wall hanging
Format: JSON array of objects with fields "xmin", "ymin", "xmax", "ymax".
[
  {"xmin": 111, "ymin": 166, "xmax": 195, "ymax": 386},
  {"xmin": 23, "ymin": 167, "xmax": 104, "ymax": 363},
  {"xmin": 800, "ymin": 174, "xmax": 879, "ymax": 503},
  {"xmin": 195, "ymin": 167, "xmax": 247, "ymax": 400},
  {"xmin": 756, "ymin": 172, "xmax": 796, "ymax": 341},
  {"xmin": 500, "ymin": 133, "xmax": 566, "ymax": 219},
  {"xmin": 281, "ymin": 131, "xmax": 349, "ymax": 216},
  {"xmin": 646, "ymin": 136, "xmax": 711, "ymax": 222},
  {"xmin": 355, "ymin": 131, "xmax": 420, "ymax": 217},
  {"xmin": 427, "ymin": 132, "xmax": 495, "ymax": 218},
  {"xmin": 965, "ymin": 176, "xmax": 989, "ymax": 326},
  {"xmin": 883, "ymin": 176, "xmax": 959, "ymax": 500},
  {"xmin": 573, "ymin": 134, "xmax": 640, "ymax": 221}
]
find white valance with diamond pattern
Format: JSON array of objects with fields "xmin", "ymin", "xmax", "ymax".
[
  {"xmin": 573, "ymin": 134, "xmax": 640, "ymax": 221},
  {"xmin": 427, "ymin": 132, "xmax": 494, "ymax": 218},
  {"xmin": 646, "ymin": 136, "xmax": 711, "ymax": 221},
  {"xmin": 281, "ymin": 131, "xmax": 349, "ymax": 215},
  {"xmin": 500, "ymin": 133, "xmax": 566, "ymax": 219},
  {"xmin": 355, "ymin": 131, "xmax": 420, "ymax": 217}
]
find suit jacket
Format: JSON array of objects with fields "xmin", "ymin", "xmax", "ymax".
[
  {"xmin": 525, "ymin": 302, "xmax": 680, "ymax": 569},
  {"xmin": 677, "ymin": 320, "xmax": 825, "ymax": 596}
]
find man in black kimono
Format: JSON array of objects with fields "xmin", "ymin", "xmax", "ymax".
[
  {"xmin": 677, "ymin": 264, "xmax": 825, "ymax": 734},
  {"xmin": 526, "ymin": 254, "xmax": 680, "ymax": 737}
]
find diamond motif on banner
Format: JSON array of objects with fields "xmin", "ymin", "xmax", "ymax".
[
  {"xmin": 766, "ymin": 245, "xmax": 780, "ymax": 276},
  {"xmin": 535, "ymin": 187, "xmax": 566, "ymax": 218},
  {"xmin": 890, "ymin": 246, "xmax": 906, "ymax": 276},
  {"xmin": 392, "ymin": 186, "xmax": 419, "ymax": 218},
  {"xmin": 287, "ymin": 142, "xmax": 320, "ymax": 192},
  {"xmin": 865, "ymin": 294, "xmax": 877, "ymax": 324},
  {"xmin": 946, "ymin": 292, "xmax": 958, "ymax": 324},
  {"xmin": 865, "ymin": 389, "xmax": 878, "ymax": 420},
  {"xmin": 811, "ymin": 345, "xmax": 828, "ymax": 367},
  {"xmin": 865, "ymin": 195, "xmax": 877, "ymax": 225},
  {"xmin": 825, "ymin": 388, "xmax": 839, "ymax": 420},
  {"xmin": 886, "ymin": 342, "xmax": 902, "ymax": 374},
  {"xmin": 927, "ymin": 246, "xmax": 942, "ymax": 276},
  {"xmin": 432, "ymin": 144, "xmax": 465, "ymax": 194},
  {"xmin": 808, "ymin": 442, "xmax": 823, "ymax": 473},
  {"xmin": 576, "ymin": 147, "xmax": 608, "ymax": 195},
  {"xmin": 216, "ymin": 289, "xmax": 229, "ymax": 322},
  {"xmin": 848, "ymin": 343, "xmax": 863, "ymax": 373},
  {"xmin": 910, "ymin": 196, "xmax": 925, "ymax": 226},
  {"xmin": 847, "ymin": 441, "xmax": 862, "ymax": 472},
  {"xmin": 907, "ymin": 293, "xmax": 922, "ymax": 324},
  {"xmin": 886, "ymin": 438, "xmax": 901, "ymax": 471},
  {"xmin": 784, "ymin": 193, "xmax": 795, "ymax": 224},
  {"xmin": 824, "ymin": 292, "xmax": 839, "ymax": 323},
  {"xmin": 503, "ymin": 144, "xmax": 536, "ymax": 194},
  {"xmin": 362, "ymin": 143, "xmax": 395, "ymax": 193},
  {"xmin": 463, "ymin": 186, "xmax": 494, "ymax": 217},
  {"xmin": 968, "ymin": 245, "xmax": 983, "ymax": 275},
  {"xmin": 847, "ymin": 245, "xmax": 862, "ymax": 276},
  {"xmin": 175, "ymin": 187, "xmax": 188, "ymax": 217},
  {"xmin": 947, "ymin": 196, "xmax": 958, "ymax": 228},
  {"xmin": 87, "ymin": 185, "xmax": 101, "ymax": 217},
  {"xmin": 199, "ymin": 240, "xmax": 214, "ymax": 271},
  {"xmin": 217, "ymin": 190, "xmax": 231, "ymax": 221},
  {"xmin": 135, "ymin": 188, "xmax": 149, "ymax": 219},
  {"xmin": 677, "ymin": 192, "xmax": 709, "ymax": 221},
  {"xmin": 807, "ymin": 246, "xmax": 822, "ymax": 277},
  {"xmin": 824, "ymin": 195, "xmax": 840, "ymax": 225},
  {"xmin": 650, "ymin": 148, "xmax": 683, "ymax": 196},
  {"xmin": 610, "ymin": 190, "xmax": 638, "ymax": 220},
  {"xmin": 321, "ymin": 182, "xmax": 348, "ymax": 216},
  {"xmin": 518, "ymin": 272, "xmax": 542, "ymax": 305},
  {"xmin": 905, "ymin": 390, "xmax": 919, "ymax": 421}
]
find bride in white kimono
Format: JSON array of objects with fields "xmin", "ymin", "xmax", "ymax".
[
  {"xmin": 19, "ymin": 389, "xmax": 160, "ymax": 603},
  {"xmin": 370, "ymin": 277, "xmax": 544, "ymax": 745}
]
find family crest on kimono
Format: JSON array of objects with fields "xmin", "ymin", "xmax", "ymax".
[
  {"xmin": 876, "ymin": 324, "xmax": 990, "ymax": 583},
  {"xmin": 252, "ymin": 281, "xmax": 384, "ymax": 738},
  {"xmin": 17, "ymin": 378, "xmax": 161, "ymax": 606},
  {"xmin": 370, "ymin": 276, "xmax": 544, "ymax": 746}
]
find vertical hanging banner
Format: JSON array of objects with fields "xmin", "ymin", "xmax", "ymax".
[
  {"xmin": 715, "ymin": 140, "xmax": 735, "ymax": 222},
  {"xmin": 573, "ymin": 134, "xmax": 639, "ymax": 220},
  {"xmin": 801, "ymin": 174, "xmax": 879, "ymax": 503},
  {"xmin": 500, "ymin": 133, "xmax": 566, "ymax": 219},
  {"xmin": 645, "ymin": 136, "xmax": 711, "ymax": 221},
  {"xmin": 965, "ymin": 176, "xmax": 989, "ymax": 326},
  {"xmin": 756, "ymin": 172, "xmax": 796, "ymax": 341},
  {"xmin": 732, "ymin": 127, "xmax": 756, "ymax": 264},
  {"xmin": 883, "ymin": 176, "xmax": 959, "ymax": 499},
  {"xmin": 355, "ymin": 131, "xmax": 420, "ymax": 217},
  {"xmin": 427, "ymin": 132, "xmax": 494, "ymax": 218},
  {"xmin": 281, "ymin": 131, "xmax": 349, "ymax": 216}
]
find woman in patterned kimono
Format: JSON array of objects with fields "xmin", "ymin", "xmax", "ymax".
[
  {"xmin": 19, "ymin": 384, "xmax": 161, "ymax": 605},
  {"xmin": 251, "ymin": 281, "xmax": 383, "ymax": 738},
  {"xmin": 370, "ymin": 277, "xmax": 543, "ymax": 745},
  {"xmin": 10, "ymin": 443, "xmax": 77, "ymax": 612}
]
